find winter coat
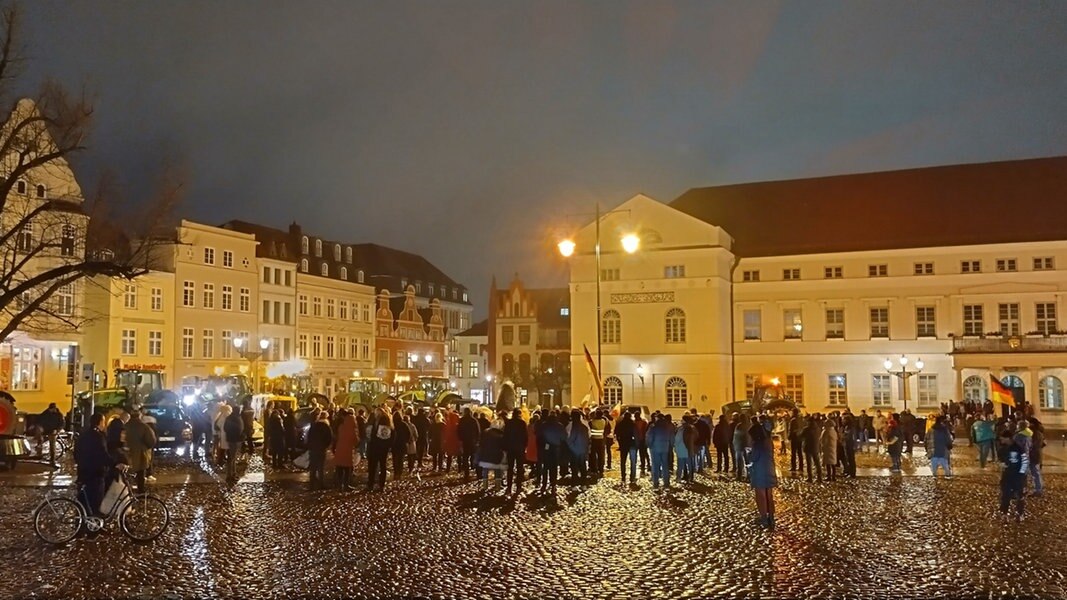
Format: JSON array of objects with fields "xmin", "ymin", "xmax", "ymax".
[
  {"xmin": 972, "ymin": 420, "xmax": 995, "ymax": 444},
  {"xmin": 525, "ymin": 422, "xmax": 539, "ymax": 462},
  {"xmin": 443, "ymin": 412, "xmax": 461, "ymax": 456},
  {"xmin": 267, "ymin": 415, "xmax": 287, "ymax": 454},
  {"xmin": 503, "ymin": 417, "xmax": 528, "ymax": 456},
  {"xmin": 125, "ymin": 417, "xmax": 156, "ymax": 472},
  {"xmin": 412, "ymin": 413, "xmax": 431, "ymax": 447},
  {"xmin": 458, "ymin": 415, "xmax": 480, "ymax": 450},
  {"xmin": 429, "ymin": 421, "xmax": 444, "ymax": 454},
  {"xmin": 646, "ymin": 421, "xmax": 675, "ymax": 453},
  {"xmin": 712, "ymin": 421, "xmax": 731, "ymax": 448},
  {"xmin": 931, "ymin": 424, "xmax": 953, "ymax": 458},
  {"xmin": 820, "ymin": 423, "xmax": 839, "ymax": 465},
  {"xmin": 614, "ymin": 417, "xmax": 636, "ymax": 450},
  {"xmin": 106, "ymin": 417, "xmax": 125, "ymax": 452},
  {"xmin": 567, "ymin": 420, "xmax": 590, "ymax": 459},
  {"xmin": 694, "ymin": 419, "xmax": 711, "ymax": 447},
  {"xmin": 307, "ymin": 420, "xmax": 333, "ymax": 458},
  {"xmin": 803, "ymin": 421, "xmax": 822, "ymax": 452},
  {"xmin": 74, "ymin": 427, "xmax": 115, "ymax": 481},
  {"xmin": 537, "ymin": 420, "xmax": 566, "ymax": 451},
  {"xmin": 223, "ymin": 412, "xmax": 245, "ymax": 448},
  {"xmin": 747, "ymin": 426, "xmax": 778, "ymax": 490},
  {"xmin": 392, "ymin": 418, "xmax": 412, "ymax": 455},
  {"xmin": 673, "ymin": 425, "xmax": 691, "ymax": 459},
  {"xmin": 333, "ymin": 415, "xmax": 359, "ymax": 468},
  {"xmin": 240, "ymin": 407, "xmax": 255, "ymax": 439},
  {"xmin": 634, "ymin": 418, "xmax": 648, "ymax": 446},
  {"xmin": 478, "ymin": 427, "xmax": 506, "ymax": 469}
]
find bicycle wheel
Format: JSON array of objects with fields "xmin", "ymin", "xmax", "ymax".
[
  {"xmin": 119, "ymin": 493, "xmax": 169, "ymax": 542},
  {"xmin": 33, "ymin": 497, "xmax": 84, "ymax": 545}
]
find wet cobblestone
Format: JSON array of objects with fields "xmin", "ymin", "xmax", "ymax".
[{"xmin": 2, "ymin": 450, "xmax": 1065, "ymax": 599}]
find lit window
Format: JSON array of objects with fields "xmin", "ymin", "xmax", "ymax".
[
  {"xmin": 11, "ymin": 346, "xmax": 41, "ymax": 390},
  {"xmin": 828, "ymin": 374, "xmax": 847, "ymax": 405},
  {"xmin": 783, "ymin": 308, "xmax": 802, "ymax": 339},
  {"xmin": 665, "ymin": 377, "xmax": 688, "ymax": 408},
  {"xmin": 601, "ymin": 310, "xmax": 621, "ymax": 344},
  {"xmin": 665, "ymin": 308, "xmax": 686, "ymax": 343},
  {"xmin": 560, "ymin": 307, "xmax": 569, "ymax": 316},
  {"xmin": 603, "ymin": 376, "xmax": 623, "ymax": 405}
]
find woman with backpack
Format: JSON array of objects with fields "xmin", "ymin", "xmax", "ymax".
[{"xmin": 366, "ymin": 408, "xmax": 393, "ymax": 492}]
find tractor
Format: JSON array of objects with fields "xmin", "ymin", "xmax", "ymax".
[{"xmin": 75, "ymin": 367, "xmax": 177, "ymax": 423}]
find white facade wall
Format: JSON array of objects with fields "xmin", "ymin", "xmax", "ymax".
[{"xmin": 452, "ymin": 333, "xmax": 488, "ymax": 403}]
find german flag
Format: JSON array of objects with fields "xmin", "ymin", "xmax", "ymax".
[
  {"xmin": 583, "ymin": 344, "xmax": 603, "ymax": 403},
  {"xmin": 990, "ymin": 375, "xmax": 1016, "ymax": 407}
]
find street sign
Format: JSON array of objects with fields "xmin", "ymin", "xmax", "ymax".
[{"xmin": 82, "ymin": 363, "xmax": 95, "ymax": 381}]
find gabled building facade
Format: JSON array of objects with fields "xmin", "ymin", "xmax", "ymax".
[{"xmin": 374, "ymin": 286, "xmax": 446, "ymax": 393}]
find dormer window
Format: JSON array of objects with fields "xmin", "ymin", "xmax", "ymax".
[
  {"xmin": 345, "ymin": 247, "xmax": 353, "ymax": 263},
  {"xmin": 15, "ymin": 179, "xmax": 26, "ymax": 194},
  {"xmin": 320, "ymin": 263, "xmax": 328, "ymax": 277},
  {"xmin": 333, "ymin": 244, "xmax": 341, "ymax": 261},
  {"xmin": 357, "ymin": 270, "xmax": 365, "ymax": 283},
  {"xmin": 340, "ymin": 267, "xmax": 348, "ymax": 280},
  {"xmin": 301, "ymin": 236, "xmax": 309, "ymax": 254},
  {"xmin": 34, "ymin": 184, "xmax": 46, "ymax": 198},
  {"xmin": 314, "ymin": 239, "xmax": 322, "ymax": 257},
  {"xmin": 300, "ymin": 259, "xmax": 308, "ymax": 272}
]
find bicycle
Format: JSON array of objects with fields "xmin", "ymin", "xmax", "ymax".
[{"xmin": 32, "ymin": 470, "xmax": 170, "ymax": 545}]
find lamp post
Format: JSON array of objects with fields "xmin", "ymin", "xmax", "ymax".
[
  {"xmin": 233, "ymin": 337, "xmax": 270, "ymax": 393},
  {"xmin": 884, "ymin": 354, "xmax": 924, "ymax": 412},
  {"xmin": 486, "ymin": 374, "xmax": 493, "ymax": 406},
  {"xmin": 558, "ymin": 203, "xmax": 640, "ymax": 396}
]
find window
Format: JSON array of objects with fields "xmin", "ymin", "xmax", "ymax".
[
  {"xmin": 222, "ymin": 250, "xmax": 233, "ymax": 268},
  {"xmin": 1034, "ymin": 257, "xmax": 1055, "ymax": 271},
  {"xmin": 376, "ymin": 349, "xmax": 388, "ymax": 369},
  {"xmin": 300, "ymin": 259, "xmax": 308, "ymax": 273},
  {"xmin": 914, "ymin": 262, "xmax": 934, "ymax": 275},
  {"xmin": 665, "ymin": 308, "xmax": 686, "ymax": 343},
  {"xmin": 183, "ymin": 281, "xmax": 195, "ymax": 307},
  {"xmin": 148, "ymin": 331, "xmax": 162, "ymax": 357},
  {"xmin": 326, "ymin": 298, "xmax": 336, "ymax": 319},
  {"xmin": 262, "ymin": 266, "xmax": 270, "ymax": 283},
  {"xmin": 601, "ymin": 268, "xmax": 620, "ymax": 281},
  {"xmin": 518, "ymin": 325, "xmax": 531, "ymax": 345},
  {"xmin": 121, "ymin": 329, "xmax": 136, "ymax": 355},
  {"xmin": 603, "ymin": 376, "xmax": 623, "ymax": 405},
  {"xmin": 361, "ymin": 339, "xmax": 370, "ymax": 360},
  {"xmin": 339, "ymin": 300, "xmax": 349, "ymax": 320},
  {"xmin": 664, "ymin": 265, "xmax": 686, "ymax": 278},
  {"xmin": 151, "ymin": 287, "xmax": 163, "ymax": 311},
  {"xmin": 963, "ymin": 304, "xmax": 984, "ymax": 336},
  {"xmin": 824, "ymin": 308, "xmax": 844, "ymax": 339},
  {"xmin": 783, "ymin": 268, "xmax": 800, "ymax": 280},
  {"xmin": 204, "ymin": 247, "xmax": 215, "ymax": 265},
  {"xmin": 996, "ymin": 258, "xmax": 1017, "ymax": 272},
  {"xmin": 298, "ymin": 334, "xmax": 308, "ymax": 358},
  {"xmin": 320, "ymin": 263, "xmax": 329, "ymax": 277},
  {"xmin": 11, "ymin": 346, "xmax": 41, "ymax": 391},
  {"xmin": 963, "ymin": 375, "xmax": 987, "ymax": 403},
  {"xmin": 463, "ymin": 292, "xmax": 468, "ymax": 302},
  {"xmin": 333, "ymin": 244, "xmax": 341, "ymax": 261},
  {"xmin": 16, "ymin": 227, "xmax": 31, "ymax": 252},
  {"xmin": 828, "ymin": 374, "xmax": 848, "ymax": 405},
  {"xmin": 239, "ymin": 288, "xmax": 250, "ymax": 312},
  {"xmin": 325, "ymin": 336, "xmax": 335, "ymax": 359},
  {"xmin": 221, "ymin": 285, "xmax": 233, "ymax": 311},
  {"xmin": 298, "ymin": 294, "xmax": 308, "ymax": 316},
  {"xmin": 262, "ymin": 300, "xmax": 271, "ymax": 324},
  {"xmin": 742, "ymin": 270, "xmax": 760, "ymax": 282},
  {"xmin": 301, "ymin": 236, "xmax": 309, "ymax": 254},
  {"xmin": 785, "ymin": 374, "xmax": 804, "ymax": 406},
  {"xmin": 744, "ymin": 374, "xmax": 761, "ymax": 401},
  {"xmin": 202, "ymin": 329, "xmax": 214, "ymax": 359},
  {"xmin": 872, "ymin": 374, "xmax": 891, "ymax": 407},
  {"xmin": 665, "ymin": 377, "xmax": 688, "ymax": 408},
  {"xmin": 346, "ymin": 247, "xmax": 353, "ymax": 263},
  {"xmin": 55, "ymin": 283, "xmax": 74, "ymax": 315},
  {"xmin": 312, "ymin": 335, "xmax": 322, "ymax": 358},
  {"xmin": 868, "ymin": 264, "xmax": 888, "ymax": 277},
  {"xmin": 602, "ymin": 310, "xmax": 621, "ymax": 344},
  {"xmin": 560, "ymin": 307, "xmax": 570, "ymax": 316},
  {"xmin": 57, "ymin": 223, "xmax": 76, "ymax": 257},
  {"xmin": 284, "ymin": 270, "xmax": 292, "ymax": 286},
  {"xmin": 502, "ymin": 326, "xmax": 514, "ymax": 345},
  {"xmin": 917, "ymin": 374, "xmax": 938, "ymax": 408},
  {"xmin": 916, "ymin": 306, "xmax": 936, "ymax": 338},
  {"xmin": 314, "ymin": 239, "xmax": 322, "ymax": 257},
  {"xmin": 124, "ymin": 284, "xmax": 137, "ymax": 310},
  {"xmin": 221, "ymin": 331, "xmax": 233, "ymax": 358},
  {"xmin": 35, "ymin": 183, "xmax": 45, "ymax": 198},
  {"xmin": 783, "ymin": 308, "xmax": 802, "ymax": 339},
  {"xmin": 824, "ymin": 266, "xmax": 842, "ymax": 279},
  {"xmin": 415, "ymin": 281, "xmax": 422, "ymax": 294},
  {"xmin": 743, "ymin": 309, "xmax": 761, "ymax": 340},
  {"xmin": 15, "ymin": 179, "xmax": 26, "ymax": 194},
  {"xmin": 202, "ymin": 283, "xmax": 215, "ymax": 309},
  {"xmin": 961, "ymin": 260, "xmax": 981, "ymax": 274},
  {"xmin": 468, "ymin": 360, "xmax": 480, "ymax": 379},
  {"xmin": 1036, "ymin": 302, "xmax": 1057, "ymax": 335},
  {"xmin": 181, "ymin": 328, "xmax": 194, "ymax": 358},
  {"xmin": 1039, "ymin": 376, "xmax": 1064, "ymax": 410},
  {"xmin": 869, "ymin": 307, "xmax": 889, "ymax": 338},
  {"xmin": 354, "ymin": 270, "xmax": 363, "ymax": 283},
  {"xmin": 340, "ymin": 267, "xmax": 347, "ymax": 281},
  {"xmin": 362, "ymin": 303, "xmax": 370, "ymax": 322},
  {"xmin": 999, "ymin": 303, "xmax": 1020, "ymax": 336}
]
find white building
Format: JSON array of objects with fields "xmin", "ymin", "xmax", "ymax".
[
  {"xmin": 568, "ymin": 156, "xmax": 1067, "ymax": 429},
  {"xmin": 452, "ymin": 320, "xmax": 488, "ymax": 403}
]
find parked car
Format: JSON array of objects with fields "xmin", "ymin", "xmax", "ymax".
[{"xmin": 141, "ymin": 402, "xmax": 193, "ymax": 449}]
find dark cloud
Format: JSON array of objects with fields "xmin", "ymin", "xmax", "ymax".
[{"xmin": 16, "ymin": 1, "xmax": 1067, "ymax": 318}]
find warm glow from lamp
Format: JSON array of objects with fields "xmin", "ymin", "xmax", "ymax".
[
  {"xmin": 770, "ymin": 377, "xmax": 780, "ymax": 386},
  {"xmin": 233, "ymin": 337, "xmax": 244, "ymax": 349},
  {"xmin": 899, "ymin": 355, "xmax": 908, "ymax": 367},
  {"xmin": 557, "ymin": 239, "xmax": 576, "ymax": 257},
  {"xmin": 259, "ymin": 338, "xmax": 270, "ymax": 350},
  {"xmin": 884, "ymin": 358, "xmax": 893, "ymax": 370},
  {"xmin": 621, "ymin": 233, "xmax": 640, "ymax": 254},
  {"xmin": 915, "ymin": 358, "xmax": 924, "ymax": 370}
]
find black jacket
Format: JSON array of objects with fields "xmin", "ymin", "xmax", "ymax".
[
  {"xmin": 458, "ymin": 415, "xmax": 480, "ymax": 448},
  {"xmin": 74, "ymin": 427, "xmax": 114, "ymax": 481},
  {"xmin": 614, "ymin": 417, "xmax": 636, "ymax": 449},
  {"xmin": 478, "ymin": 427, "xmax": 505, "ymax": 465},
  {"xmin": 106, "ymin": 418, "xmax": 125, "ymax": 452},
  {"xmin": 502, "ymin": 417, "xmax": 528, "ymax": 455},
  {"xmin": 694, "ymin": 419, "xmax": 711, "ymax": 446},
  {"xmin": 307, "ymin": 420, "xmax": 333, "ymax": 455},
  {"xmin": 412, "ymin": 413, "xmax": 431, "ymax": 445},
  {"xmin": 392, "ymin": 418, "xmax": 412, "ymax": 452}
]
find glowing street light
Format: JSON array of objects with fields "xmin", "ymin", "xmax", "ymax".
[
  {"xmin": 884, "ymin": 355, "xmax": 924, "ymax": 411},
  {"xmin": 621, "ymin": 233, "xmax": 640, "ymax": 254},
  {"xmin": 557, "ymin": 239, "xmax": 576, "ymax": 258}
]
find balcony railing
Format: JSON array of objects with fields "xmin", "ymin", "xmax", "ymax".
[{"xmin": 952, "ymin": 335, "xmax": 1067, "ymax": 353}]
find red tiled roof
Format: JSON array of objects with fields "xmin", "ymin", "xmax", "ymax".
[{"xmin": 671, "ymin": 155, "xmax": 1067, "ymax": 257}]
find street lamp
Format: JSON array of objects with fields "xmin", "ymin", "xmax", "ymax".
[
  {"xmin": 884, "ymin": 354, "xmax": 924, "ymax": 411},
  {"xmin": 233, "ymin": 337, "xmax": 270, "ymax": 393},
  {"xmin": 557, "ymin": 203, "xmax": 640, "ymax": 394},
  {"xmin": 486, "ymin": 374, "xmax": 493, "ymax": 406}
]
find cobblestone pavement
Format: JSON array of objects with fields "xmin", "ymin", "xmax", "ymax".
[{"xmin": 2, "ymin": 447, "xmax": 1066, "ymax": 600}]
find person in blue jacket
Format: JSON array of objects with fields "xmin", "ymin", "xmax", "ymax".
[
  {"xmin": 566, "ymin": 411, "xmax": 590, "ymax": 483},
  {"xmin": 647, "ymin": 414, "xmax": 676, "ymax": 489}
]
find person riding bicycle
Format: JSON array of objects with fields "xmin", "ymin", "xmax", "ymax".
[{"xmin": 73, "ymin": 412, "xmax": 127, "ymax": 516}]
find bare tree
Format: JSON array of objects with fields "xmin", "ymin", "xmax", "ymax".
[{"xmin": 0, "ymin": 5, "xmax": 180, "ymax": 343}]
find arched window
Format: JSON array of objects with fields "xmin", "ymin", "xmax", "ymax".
[
  {"xmin": 333, "ymin": 244, "xmax": 341, "ymax": 261},
  {"xmin": 665, "ymin": 308, "xmax": 686, "ymax": 343},
  {"xmin": 15, "ymin": 179, "xmax": 26, "ymax": 194},
  {"xmin": 320, "ymin": 263, "xmax": 329, "ymax": 277},
  {"xmin": 301, "ymin": 236, "xmax": 309, "ymax": 254},
  {"xmin": 665, "ymin": 376, "xmax": 688, "ymax": 408},
  {"xmin": 1039, "ymin": 376, "xmax": 1064, "ymax": 410},
  {"xmin": 345, "ymin": 247, "xmax": 353, "ymax": 263},
  {"xmin": 603, "ymin": 376, "xmax": 623, "ymax": 405},
  {"xmin": 357, "ymin": 270, "xmax": 365, "ymax": 283},
  {"xmin": 502, "ymin": 354, "xmax": 515, "ymax": 377},
  {"xmin": 963, "ymin": 375, "xmax": 988, "ymax": 403},
  {"xmin": 602, "ymin": 309, "xmax": 621, "ymax": 344},
  {"xmin": 1003, "ymin": 375, "xmax": 1025, "ymax": 389},
  {"xmin": 340, "ymin": 267, "xmax": 348, "ymax": 280},
  {"xmin": 513, "ymin": 302, "xmax": 520, "ymax": 316},
  {"xmin": 519, "ymin": 353, "xmax": 531, "ymax": 378},
  {"xmin": 314, "ymin": 239, "xmax": 322, "ymax": 257},
  {"xmin": 300, "ymin": 259, "xmax": 308, "ymax": 273},
  {"xmin": 34, "ymin": 184, "xmax": 46, "ymax": 198}
]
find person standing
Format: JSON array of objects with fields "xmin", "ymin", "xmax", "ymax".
[
  {"xmin": 787, "ymin": 410, "xmax": 805, "ymax": 474},
  {"xmin": 803, "ymin": 414, "xmax": 823, "ymax": 483},
  {"xmin": 634, "ymin": 412, "xmax": 650, "ymax": 476},
  {"xmin": 603, "ymin": 412, "xmax": 616, "ymax": 472},
  {"xmin": 872, "ymin": 410, "xmax": 887, "ymax": 452},
  {"xmin": 240, "ymin": 400, "xmax": 256, "ymax": 456},
  {"xmin": 503, "ymin": 409, "xmax": 528, "ymax": 494},
  {"xmin": 391, "ymin": 411, "xmax": 412, "ymax": 480},
  {"xmin": 366, "ymin": 408, "xmax": 392, "ymax": 492},
  {"xmin": 124, "ymin": 410, "xmax": 156, "ymax": 492},
  {"xmin": 588, "ymin": 409, "xmax": 607, "ymax": 476},
  {"xmin": 885, "ymin": 414, "xmax": 904, "ymax": 474},
  {"xmin": 74, "ymin": 413, "xmax": 125, "ymax": 516},
  {"xmin": 713, "ymin": 415, "xmax": 731, "ymax": 474},
  {"xmin": 412, "ymin": 408, "xmax": 431, "ymax": 469},
  {"xmin": 1029, "ymin": 418, "xmax": 1045, "ymax": 497},
  {"xmin": 222, "ymin": 404, "xmax": 245, "ymax": 483},
  {"xmin": 458, "ymin": 408, "xmax": 480, "ymax": 480},
  {"xmin": 694, "ymin": 412, "xmax": 712, "ymax": 473},
  {"xmin": 306, "ymin": 411, "xmax": 333, "ymax": 491},
  {"xmin": 821, "ymin": 416, "xmax": 839, "ymax": 482},
  {"xmin": 900, "ymin": 410, "xmax": 916, "ymax": 455},
  {"xmin": 566, "ymin": 411, "xmax": 590, "ymax": 483},
  {"xmin": 732, "ymin": 414, "xmax": 750, "ymax": 481},
  {"xmin": 536, "ymin": 413, "xmax": 565, "ymax": 495},
  {"xmin": 106, "ymin": 410, "xmax": 129, "ymax": 454},
  {"xmin": 429, "ymin": 412, "xmax": 445, "ymax": 473},
  {"xmin": 840, "ymin": 414, "xmax": 858, "ymax": 479},
  {"xmin": 525, "ymin": 413, "xmax": 540, "ymax": 481},
  {"xmin": 971, "ymin": 413, "xmax": 995, "ymax": 468},
  {"xmin": 930, "ymin": 415, "xmax": 954, "ymax": 479},
  {"xmin": 267, "ymin": 409, "xmax": 287, "ymax": 468},
  {"xmin": 647, "ymin": 415, "xmax": 674, "ymax": 489},
  {"xmin": 1000, "ymin": 436, "xmax": 1029, "ymax": 522},
  {"xmin": 675, "ymin": 415, "xmax": 695, "ymax": 483},
  {"xmin": 747, "ymin": 415, "xmax": 778, "ymax": 529},
  {"xmin": 442, "ymin": 409, "xmax": 460, "ymax": 473},
  {"xmin": 478, "ymin": 419, "xmax": 507, "ymax": 493},
  {"xmin": 614, "ymin": 411, "xmax": 637, "ymax": 484},
  {"xmin": 333, "ymin": 410, "xmax": 359, "ymax": 490},
  {"xmin": 856, "ymin": 409, "xmax": 870, "ymax": 454}
]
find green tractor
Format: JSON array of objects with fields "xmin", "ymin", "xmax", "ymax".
[
  {"xmin": 397, "ymin": 376, "xmax": 462, "ymax": 410},
  {"xmin": 76, "ymin": 367, "xmax": 177, "ymax": 421},
  {"xmin": 334, "ymin": 376, "xmax": 389, "ymax": 412}
]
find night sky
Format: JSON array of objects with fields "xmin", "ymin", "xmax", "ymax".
[{"xmin": 18, "ymin": 1, "xmax": 1067, "ymax": 319}]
